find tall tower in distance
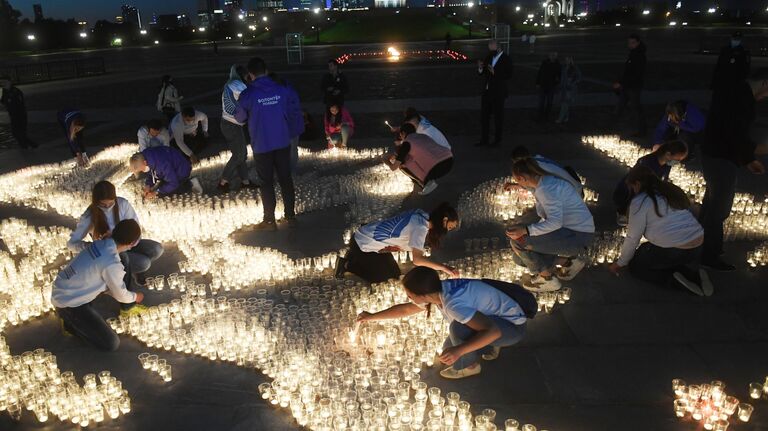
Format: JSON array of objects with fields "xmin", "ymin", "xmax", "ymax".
[
  {"xmin": 33, "ymin": 3, "xmax": 43, "ymax": 22},
  {"xmin": 121, "ymin": 4, "xmax": 142, "ymax": 29}
]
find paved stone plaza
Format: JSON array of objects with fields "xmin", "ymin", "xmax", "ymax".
[{"xmin": 1, "ymin": 29, "xmax": 768, "ymax": 430}]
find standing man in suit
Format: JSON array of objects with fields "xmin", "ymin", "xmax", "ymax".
[{"xmin": 477, "ymin": 39, "xmax": 513, "ymax": 147}]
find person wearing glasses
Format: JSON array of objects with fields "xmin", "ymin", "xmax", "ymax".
[{"xmin": 68, "ymin": 181, "xmax": 164, "ymax": 293}]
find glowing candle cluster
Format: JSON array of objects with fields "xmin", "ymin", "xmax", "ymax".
[
  {"xmin": 0, "ymin": 219, "xmax": 72, "ymax": 330},
  {"xmin": 581, "ymin": 135, "xmax": 768, "ymax": 242},
  {"xmin": 672, "ymin": 378, "xmax": 753, "ymax": 429},
  {"xmin": 747, "ymin": 241, "xmax": 768, "ymax": 268},
  {"xmin": 137, "ymin": 353, "xmax": 172, "ymax": 382},
  {"xmin": 0, "ymin": 339, "xmax": 131, "ymax": 425}
]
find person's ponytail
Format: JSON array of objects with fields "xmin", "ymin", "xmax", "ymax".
[
  {"xmin": 425, "ymin": 202, "xmax": 458, "ymax": 249},
  {"xmin": 626, "ymin": 166, "xmax": 690, "ymax": 217}
]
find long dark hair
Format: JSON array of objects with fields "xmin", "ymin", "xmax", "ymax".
[
  {"xmin": 325, "ymin": 100, "xmax": 342, "ymax": 127},
  {"xmin": 653, "ymin": 139, "xmax": 688, "ymax": 159},
  {"xmin": 402, "ymin": 266, "xmax": 442, "ymax": 318},
  {"xmin": 425, "ymin": 202, "xmax": 458, "ymax": 249},
  {"xmin": 89, "ymin": 181, "xmax": 119, "ymax": 239},
  {"xmin": 626, "ymin": 166, "xmax": 690, "ymax": 217}
]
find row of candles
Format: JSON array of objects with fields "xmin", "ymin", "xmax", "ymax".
[
  {"xmin": 582, "ymin": 135, "xmax": 768, "ymax": 242},
  {"xmin": 0, "ymin": 338, "xmax": 131, "ymax": 425},
  {"xmin": 672, "ymin": 378, "xmax": 761, "ymax": 429},
  {"xmin": 137, "ymin": 353, "xmax": 172, "ymax": 382}
]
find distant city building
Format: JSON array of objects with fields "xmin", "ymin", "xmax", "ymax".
[
  {"xmin": 122, "ymin": 5, "xmax": 142, "ymax": 28},
  {"xmin": 544, "ymin": 0, "xmax": 574, "ymax": 22},
  {"xmin": 579, "ymin": 0, "xmax": 588, "ymax": 14},
  {"xmin": 256, "ymin": 0, "xmax": 282, "ymax": 9},
  {"xmin": 375, "ymin": 0, "xmax": 405, "ymax": 7},
  {"xmin": 33, "ymin": 4, "xmax": 43, "ymax": 22},
  {"xmin": 152, "ymin": 14, "xmax": 192, "ymax": 30}
]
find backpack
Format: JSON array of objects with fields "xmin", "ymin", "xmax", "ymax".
[{"xmin": 481, "ymin": 279, "xmax": 538, "ymax": 320}]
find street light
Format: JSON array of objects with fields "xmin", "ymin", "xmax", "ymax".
[
  {"xmin": 79, "ymin": 32, "xmax": 88, "ymax": 38},
  {"xmin": 707, "ymin": 7, "xmax": 716, "ymax": 13},
  {"xmin": 515, "ymin": 6, "xmax": 521, "ymax": 12},
  {"xmin": 27, "ymin": 34, "xmax": 36, "ymax": 41},
  {"xmin": 198, "ymin": 27, "xmax": 206, "ymax": 32},
  {"xmin": 262, "ymin": 16, "xmax": 268, "ymax": 22},
  {"xmin": 140, "ymin": 29, "xmax": 147, "ymax": 35},
  {"xmin": 313, "ymin": 7, "xmax": 320, "ymax": 14},
  {"xmin": 237, "ymin": 33, "xmax": 243, "ymax": 38},
  {"xmin": 467, "ymin": 2, "xmax": 474, "ymax": 7},
  {"xmin": 238, "ymin": 14, "xmax": 244, "ymax": 20},
  {"xmin": 154, "ymin": 40, "xmax": 160, "ymax": 44},
  {"xmin": 642, "ymin": 9, "xmax": 650, "ymax": 15}
]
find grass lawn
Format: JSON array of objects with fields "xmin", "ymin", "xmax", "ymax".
[{"xmin": 303, "ymin": 14, "xmax": 490, "ymax": 44}]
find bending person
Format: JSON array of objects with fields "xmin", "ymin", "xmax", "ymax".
[
  {"xmin": 129, "ymin": 146, "xmax": 201, "ymax": 199},
  {"xmin": 58, "ymin": 108, "xmax": 87, "ymax": 166},
  {"xmin": 506, "ymin": 158, "xmax": 595, "ymax": 292},
  {"xmin": 52, "ymin": 219, "xmax": 147, "ymax": 351},
  {"xmin": 612, "ymin": 140, "xmax": 688, "ymax": 226},
  {"xmin": 68, "ymin": 181, "xmax": 164, "ymax": 292},
  {"xmin": 608, "ymin": 166, "xmax": 712, "ymax": 296},
  {"xmin": 137, "ymin": 119, "xmax": 171, "ymax": 151},
  {"xmin": 335, "ymin": 203, "xmax": 460, "ymax": 283},
  {"xmin": 384, "ymin": 123, "xmax": 454, "ymax": 195},
  {"xmin": 324, "ymin": 100, "xmax": 354, "ymax": 148},
  {"xmin": 357, "ymin": 267, "xmax": 534, "ymax": 380}
]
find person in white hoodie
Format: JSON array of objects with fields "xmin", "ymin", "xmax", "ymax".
[
  {"xmin": 170, "ymin": 106, "xmax": 208, "ymax": 164},
  {"xmin": 53, "ymin": 219, "xmax": 146, "ymax": 351},
  {"xmin": 218, "ymin": 64, "xmax": 257, "ymax": 192},
  {"xmin": 505, "ymin": 157, "xmax": 595, "ymax": 292},
  {"xmin": 137, "ymin": 118, "xmax": 171, "ymax": 151},
  {"xmin": 608, "ymin": 166, "xmax": 712, "ymax": 296},
  {"xmin": 68, "ymin": 181, "xmax": 163, "ymax": 294}
]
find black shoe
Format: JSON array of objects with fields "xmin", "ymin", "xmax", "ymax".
[
  {"xmin": 701, "ymin": 258, "xmax": 736, "ymax": 272},
  {"xmin": 253, "ymin": 221, "xmax": 277, "ymax": 231},
  {"xmin": 217, "ymin": 182, "xmax": 230, "ymax": 193},
  {"xmin": 334, "ymin": 256, "xmax": 348, "ymax": 279},
  {"xmin": 474, "ymin": 141, "xmax": 488, "ymax": 147},
  {"xmin": 284, "ymin": 216, "xmax": 298, "ymax": 228}
]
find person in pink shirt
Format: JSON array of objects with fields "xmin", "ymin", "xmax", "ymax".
[{"xmin": 324, "ymin": 100, "xmax": 354, "ymax": 148}]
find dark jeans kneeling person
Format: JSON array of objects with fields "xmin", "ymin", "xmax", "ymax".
[
  {"xmin": 52, "ymin": 219, "xmax": 147, "ymax": 351},
  {"xmin": 357, "ymin": 267, "xmax": 535, "ymax": 380}
]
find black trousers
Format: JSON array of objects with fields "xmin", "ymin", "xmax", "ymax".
[
  {"xmin": 56, "ymin": 302, "xmax": 120, "ymax": 351},
  {"xmin": 424, "ymin": 157, "xmax": 454, "ymax": 184},
  {"xmin": 345, "ymin": 238, "xmax": 401, "ymax": 284},
  {"xmin": 254, "ymin": 146, "xmax": 295, "ymax": 222},
  {"xmin": 481, "ymin": 92, "xmax": 506, "ymax": 144},
  {"xmin": 616, "ymin": 87, "xmax": 647, "ymax": 135},
  {"xmin": 537, "ymin": 87, "xmax": 556, "ymax": 120},
  {"xmin": 9, "ymin": 112, "xmax": 34, "ymax": 148},
  {"xmin": 699, "ymin": 154, "xmax": 737, "ymax": 261},
  {"xmin": 628, "ymin": 243, "xmax": 701, "ymax": 289}
]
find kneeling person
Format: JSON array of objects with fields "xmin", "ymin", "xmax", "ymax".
[
  {"xmin": 384, "ymin": 123, "xmax": 453, "ymax": 195},
  {"xmin": 52, "ymin": 219, "xmax": 146, "ymax": 352},
  {"xmin": 129, "ymin": 146, "xmax": 201, "ymax": 198},
  {"xmin": 357, "ymin": 267, "xmax": 535, "ymax": 380}
]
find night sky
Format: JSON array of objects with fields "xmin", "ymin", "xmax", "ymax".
[{"xmin": 8, "ymin": 0, "xmax": 763, "ymax": 25}]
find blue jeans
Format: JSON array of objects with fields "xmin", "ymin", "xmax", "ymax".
[
  {"xmin": 511, "ymin": 228, "xmax": 594, "ymax": 273},
  {"xmin": 56, "ymin": 302, "xmax": 120, "ymax": 351},
  {"xmin": 120, "ymin": 239, "xmax": 164, "ymax": 289},
  {"xmin": 443, "ymin": 319, "xmax": 526, "ymax": 370}
]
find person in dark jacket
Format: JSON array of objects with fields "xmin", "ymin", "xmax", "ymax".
[
  {"xmin": 614, "ymin": 34, "xmax": 648, "ymax": 137},
  {"xmin": 711, "ymin": 31, "xmax": 751, "ymax": 92},
  {"xmin": 0, "ymin": 76, "xmax": 37, "ymax": 149},
  {"xmin": 476, "ymin": 39, "xmax": 513, "ymax": 147},
  {"xmin": 236, "ymin": 57, "xmax": 298, "ymax": 231},
  {"xmin": 57, "ymin": 108, "xmax": 88, "ymax": 166},
  {"xmin": 652, "ymin": 100, "xmax": 706, "ymax": 151},
  {"xmin": 536, "ymin": 52, "xmax": 561, "ymax": 122},
  {"xmin": 699, "ymin": 69, "xmax": 768, "ymax": 271},
  {"xmin": 321, "ymin": 59, "xmax": 349, "ymax": 106},
  {"xmin": 129, "ymin": 146, "xmax": 197, "ymax": 199}
]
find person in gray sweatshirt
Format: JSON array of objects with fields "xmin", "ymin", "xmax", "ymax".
[{"xmin": 53, "ymin": 219, "xmax": 146, "ymax": 351}]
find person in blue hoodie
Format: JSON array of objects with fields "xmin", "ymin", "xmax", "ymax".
[
  {"xmin": 236, "ymin": 57, "xmax": 298, "ymax": 231},
  {"xmin": 52, "ymin": 219, "xmax": 147, "ymax": 351},
  {"xmin": 269, "ymin": 72, "xmax": 305, "ymax": 173},
  {"xmin": 129, "ymin": 146, "xmax": 198, "ymax": 199},
  {"xmin": 57, "ymin": 108, "xmax": 88, "ymax": 166},
  {"xmin": 652, "ymin": 100, "xmax": 706, "ymax": 151}
]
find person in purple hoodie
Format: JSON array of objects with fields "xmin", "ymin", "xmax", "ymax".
[
  {"xmin": 129, "ymin": 146, "xmax": 197, "ymax": 199},
  {"xmin": 652, "ymin": 100, "xmax": 706, "ymax": 153},
  {"xmin": 236, "ymin": 57, "xmax": 297, "ymax": 231}
]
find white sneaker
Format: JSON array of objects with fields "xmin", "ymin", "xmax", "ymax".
[
  {"xmin": 439, "ymin": 364, "xmax": 481, "ymax": 379},
  {"xmin": 420, "ymin": 180, "xmax": 439, "ymax": 195},
  {"xmin": 557, "ymin": 258, "xmax": 586, "ymax": 281},
  {"xmin": 673, "ymin": 272, "xmax": 704, "ymax": 296},
  {"xmin": 699, "ymin": 268, "xmax": 714, "ymax": 297},
  {"xmin": 190, "ymin": 177, "xmax": 203, "ymax": 194},
  {"xmin": 481, "ymin": 346, "xmax": 500, "ymax": 361},
  {"xmin": 524, "ymin": 275, "xmax": 561, "ymax": 292}
]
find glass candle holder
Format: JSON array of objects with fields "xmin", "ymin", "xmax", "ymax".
[{"xmin": 737, "ymin": 403, "xmax": 753, "ymax": 422}]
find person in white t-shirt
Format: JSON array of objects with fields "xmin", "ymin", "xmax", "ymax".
[
  {"xmin": 68, "ymin": 181, "xmax": 164, "ymax": 297},
  {"xmin": 357, "ymin": 267, "xmax": 530, "ymax": 380},
  {"xmin": 608, "ymin": 166, "xmax": 712, "ymax": 296},
  {"xmin": 137, "ymin": 118, "xmax": 171, "ymax": 151},
  {"xmin": 335, "ymin": 203, "xmax": 460, "ymax": 283},
  {"xmin": 397, "ymin": 108, "xmax": 451, "ymax": 150}
]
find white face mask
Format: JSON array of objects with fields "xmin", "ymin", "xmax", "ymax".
[{"xmin": 666, "ymin": 160, "xmax": 680, "ymax": 167}]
